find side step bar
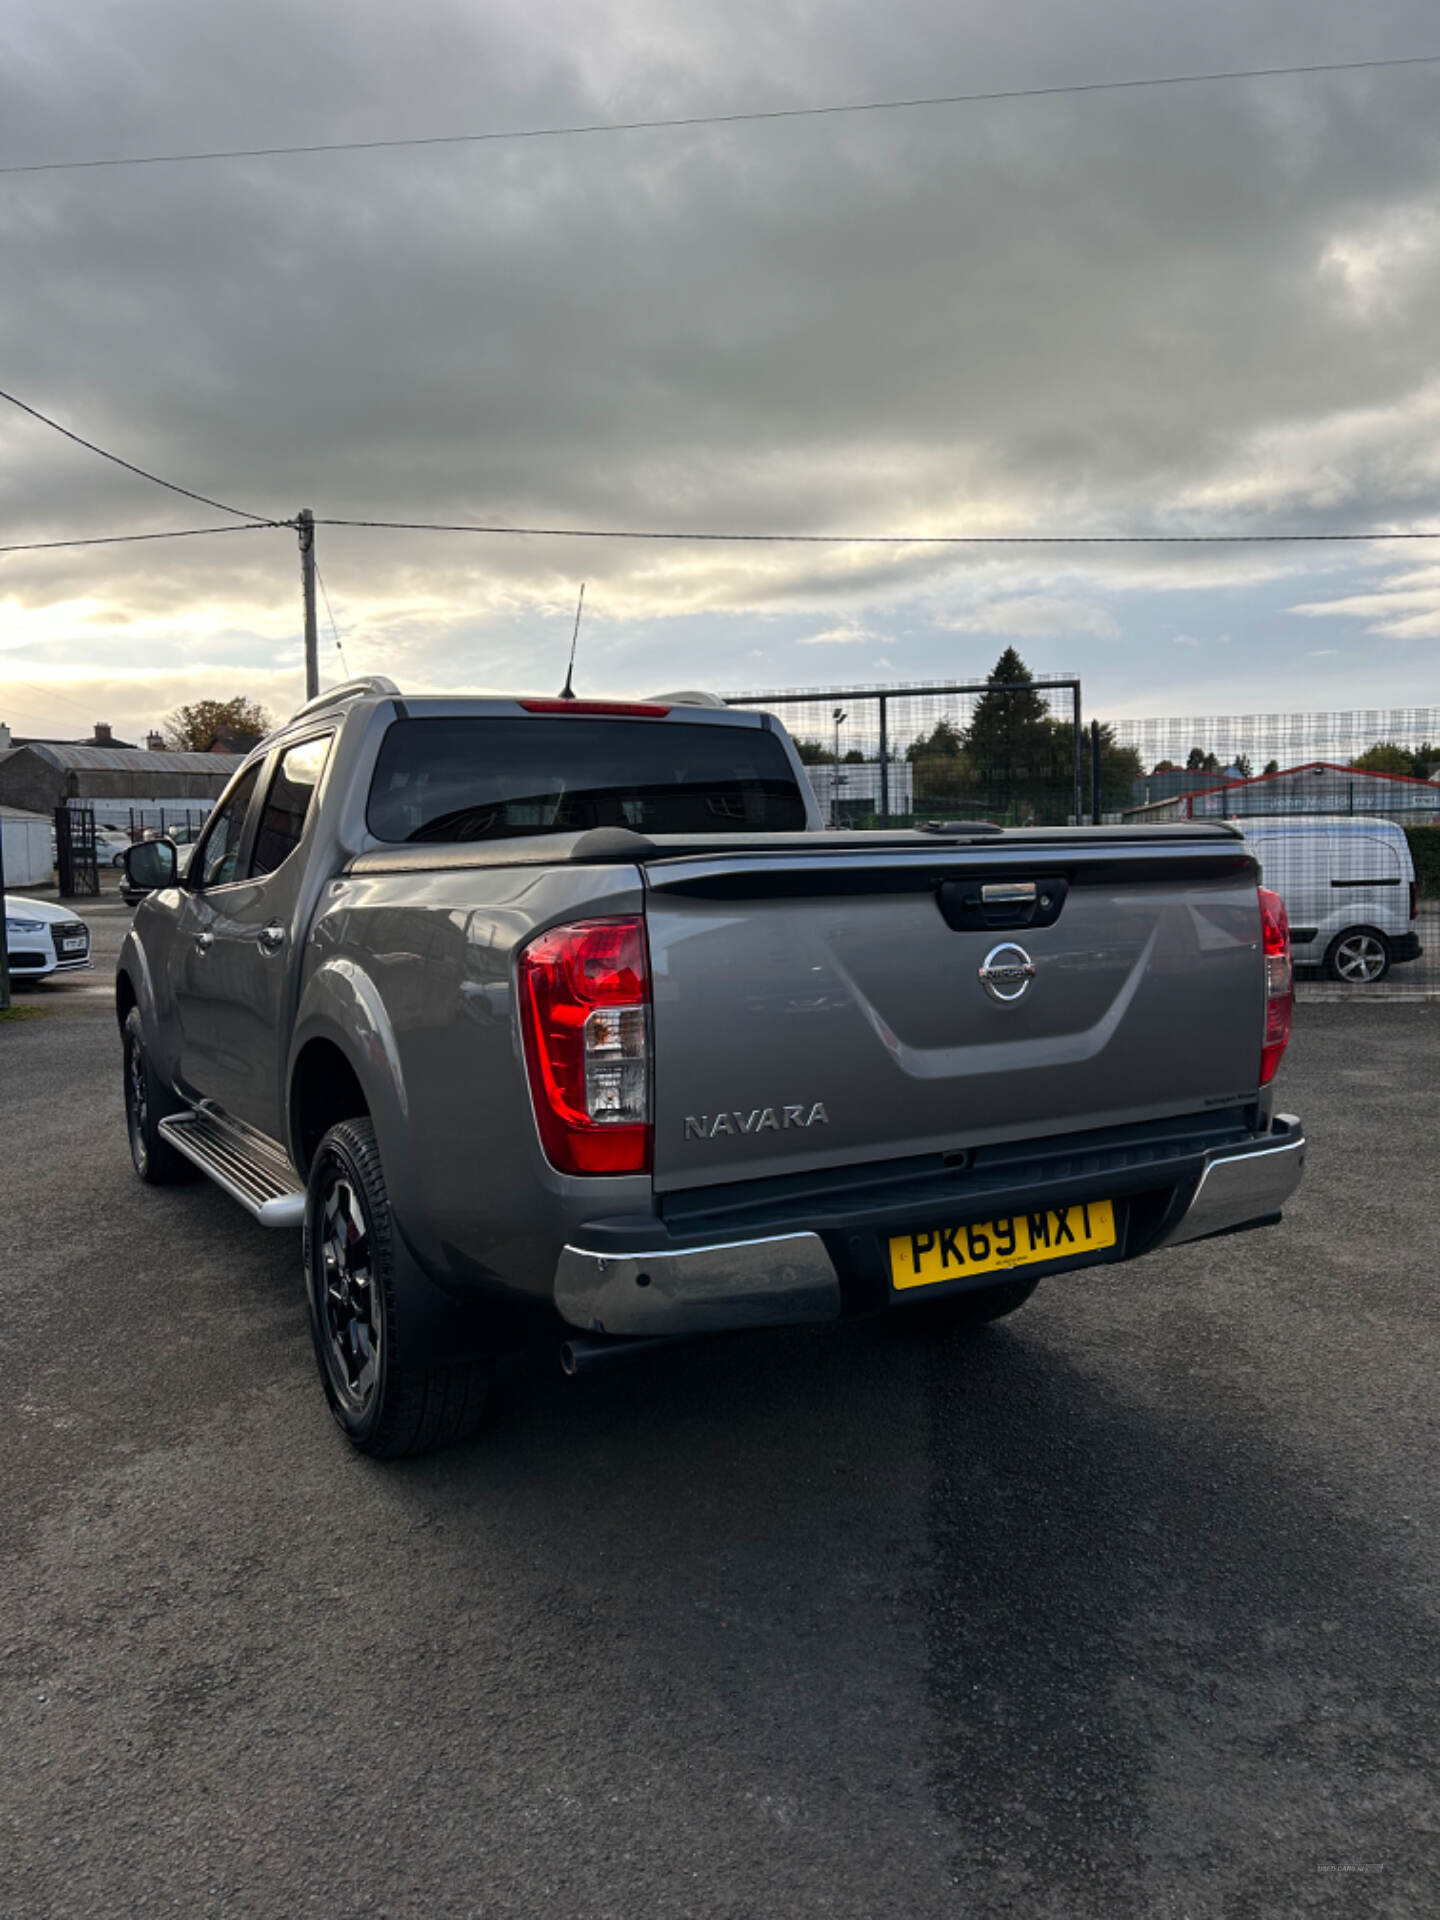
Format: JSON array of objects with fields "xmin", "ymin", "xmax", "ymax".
[{"xmin": 158, "ymin": 1110, "xmax": 306, "ymax": 1227}]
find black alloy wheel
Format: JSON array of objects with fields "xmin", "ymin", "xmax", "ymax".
[
  {"xmin": 303, "ymin": 1117, "xmax": 492, "ymax": 1458},
  {"xmin": 314, "ymin": 1167, "xmax": 383, "ymax": 1417},
  {"xmin": 121, "ymin": 1007, "xmax": 195, "ymax": 1185},
  {"xmin": 125, "ymin": 1025, "xmax": 150, "ymax": 1175}
]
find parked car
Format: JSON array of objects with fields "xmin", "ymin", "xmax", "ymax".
[
  {"xmin": 3, "ymin": 893, "xmax": 92, "ymax": 980},
  {"xmin": 95, "ymin": 828, "xmax": 134, "ymax": 868},
  {"xmin": 1242, "ymin": 816, "xmax": 1422, "ymax": 983},
  {"xmin": 117, "ymin": 677, "xmax": 1305, "ymax": 1458}
]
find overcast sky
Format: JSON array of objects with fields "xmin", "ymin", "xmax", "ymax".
[{"xmin": 1, "ymin": 0, "xmax": 1438, "ymax": 742}]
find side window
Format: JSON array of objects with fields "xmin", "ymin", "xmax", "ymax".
[
  {"xmin": 250, "ymin": 736, "xmax": 333, "ymax": 878},
  {"xmin": 194, "ymin": 765, "xmax": 262, "ymax": 890}
]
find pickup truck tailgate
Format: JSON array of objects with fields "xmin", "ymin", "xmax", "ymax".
[{"xmin": 644, "ymin": 833, "xmax": 1263, "ymax": 1191}]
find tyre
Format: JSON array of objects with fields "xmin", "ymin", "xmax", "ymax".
[
  {"xmin": 1323, "ymin": 928, "xmax": 1390, "ymax": 984},
  {"xmin": 303, "ymin": 1117, "xmax": 492, "ymax": 1458},
  {"xmin": 902, "ymin": 1274, "xmax": 1041, "ymax": 1332},
  {"xmin": 122, "ymin": 1006, "xmax": 197, "ymax": 1184}
]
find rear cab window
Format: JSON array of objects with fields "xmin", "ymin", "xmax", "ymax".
[{"xmin": 366, "ymin": 715, "xmax": 807, "ymax": 843}]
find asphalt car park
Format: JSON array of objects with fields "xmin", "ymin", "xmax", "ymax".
[{"xmin": 2, "ymin": 907, "xmax": 1437, "ymax": 1918}]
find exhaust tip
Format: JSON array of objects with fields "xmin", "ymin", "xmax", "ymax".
[{"xmin": 560, "ymin": 1330, "xmax": 690, "ymax": 1376}]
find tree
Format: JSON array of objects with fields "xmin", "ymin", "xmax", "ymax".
[
  {"xmin": 1152, "ymin": 760, "xmax": 1177, "ymax": 775},
  {"xmin": 963, "ymin": 650, "xmax": 1052, "ymax": 766},
  {"xmin": 905, "ymin": 718, "xmax": 965, "ymax": 763},
  {"xmin": 905, "ymin": 718, "xmax": 970, "ymax": 804},
  {"xmin": 165, "ymin": 696, "xmax": 273, "ymax": 752},
  {"xmin": 1352, "ymin": 742, "xmax": 1418, "ymax": 777},
  {"xmin": 1185, "ymin": 747, "xmax": 1208, "ymax": 771},
  {"xmin": 1262, "ymin": 760, "xmax": 1280, "ymax": 776},
  {"xmin": 791, "ymin": 736, "xmax": 835, "ymax": 766},
  {"xmin": 1232, "ymin": 754, "xmax": 1254, "ymax": 779},
  {"xmin": 959, "ymin": 649, "xmax": 1055, "ymax": 818},
  {"xmin": 1050, "ymin": 720, "xmax": 1145, "ymax": 815},
  {"xmin": 842, "ymin": 748, "xmax": 867, "ymax": 764}
]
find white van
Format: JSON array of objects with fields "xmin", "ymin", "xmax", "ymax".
[{"xmin": 1242, "ymin": 816, "xmax": 1422, "ymax": 983}]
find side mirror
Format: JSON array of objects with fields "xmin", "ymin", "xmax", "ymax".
[{"xmin": 124, "ymin": 838, "xmax": 178, "ymax": 893}]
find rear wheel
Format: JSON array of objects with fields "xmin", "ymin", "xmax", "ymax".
[
  {"xmin": 121, "ymin": 1007, "xmax": 196, "ymax": 1184},
  {"xmin": 1324, "ymin": 928, "xmax": 1390, "ymax": 984},
  {"xmin": 303, "ymin": 1117, "xmax": 492, "ymax": 1458},
  {"xmin": 902, "ymin": 1274, "xmax": 1040, "ymax": 1331}
]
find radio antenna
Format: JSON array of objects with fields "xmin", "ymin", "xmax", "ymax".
[{"xmin": 559, "ymin": 582, "xmax": 585, "ymax": 700}]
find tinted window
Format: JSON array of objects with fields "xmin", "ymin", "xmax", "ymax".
[
  {"xmin": 194, "ymin": 765, "xmax": 261, "ymax": 888},
  {"xmin": 366, "ymin": 717, "xmax": 807, "ymax": 843},
  {"xmin": 251, "ymin": 736, "xmax": 332, "ymax": 877}
]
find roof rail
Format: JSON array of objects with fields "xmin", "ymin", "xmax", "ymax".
[{"xmin": 286, "ymin": 676, "xmax": 400, "ymax": 725}]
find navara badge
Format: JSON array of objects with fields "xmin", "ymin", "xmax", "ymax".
[{"xmin": 978, "ymin": 943, "xmax": 1036, "ymax": 1003}]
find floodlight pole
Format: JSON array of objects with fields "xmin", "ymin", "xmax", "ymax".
[
  {"xmin": 298, "ymin": 508, "xmax": 319, "ymax": 702},
  {"xmin": 878, "ymin": 694, "xmax": 890, "ymax": 825},
  {"xmin": 1091, "ymin": 718, "xmax": 1103, "ymax": 824}
]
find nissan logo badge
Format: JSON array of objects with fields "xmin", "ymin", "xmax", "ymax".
[{"xmin": 978, "ymin": 942, "xmax": 1036, "ymax": 1003}]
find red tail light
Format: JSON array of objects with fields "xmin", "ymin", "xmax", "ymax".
[
  {"xmin": 1410, "ymin": 880, "xmax": 1418, "ymax": 921},
  {"xmin": 1258, "ymin": 886, "xmax": 1293, "ymax": 1087},
  {"xmin": 518, "ymin": 918, "xmax": 652, "ymax": 1174}
]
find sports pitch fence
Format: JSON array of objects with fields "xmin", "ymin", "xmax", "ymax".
[{"xmin": 727, "ymin": 681, "xmax": 1440, "ymax": 997}]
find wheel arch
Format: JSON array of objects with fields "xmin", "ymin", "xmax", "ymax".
[
  {"xmin": 290, "ymin": 1037, "xmax": 371, "ymax": 1179},
  {"xmin": 288, "ymin": 958, "xmax": 412, "ymax": 1186},
  {"xmin": 1330, "ymin": 922, "xmax": 1391, "ymax": 943}
]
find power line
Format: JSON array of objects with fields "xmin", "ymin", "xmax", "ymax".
[
  {"xmin": 0, "ymin": 523, "xmax": 283, "ymax": 555},
  {"xmin": 1, "ymin": 514, "xmax": 1435, "ymax": 560},
  {"xmin": 3, "ymin": 53, "xmax": 1436, "ymax": 177},
  {"xmin": 316, "ymin": 517, "xmax": 1440, "ymax": 546},
  {"xmin": 313, "ymin": 559, "xmax": 350, "ymax": 674},
  {"xmin": 0, "ymin": 385, "xmax": 281, "ymax": 523},
  {"xmin": 2, "ymin": 675, "xmax": 101, "ymax": 722}
]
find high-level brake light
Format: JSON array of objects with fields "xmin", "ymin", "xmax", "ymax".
[
  {"xmin": 1258, "ymin": 886, "xmax": 1293, "ymax": 1087},
  {"xmin": 518, "ymin": 918, "xmax": 652, "ymax": 1174},
  {"xmin": 518, "ymin": 700, "xmax": 671, "ymax": 717}
]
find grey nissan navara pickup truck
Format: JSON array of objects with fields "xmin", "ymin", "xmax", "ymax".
[{"xmin": 118, "ymin": 677, "xmax": 1305, "ymax": 1457}]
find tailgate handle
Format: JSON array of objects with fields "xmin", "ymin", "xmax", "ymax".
[{"xmin": 937, "ymin": 875, "xmax": 1069, "ymax": 932}]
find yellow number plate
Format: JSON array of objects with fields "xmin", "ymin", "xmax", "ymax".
[{"xmin": 889, "ymin": 1198, "xmax": 1117, "ymax": 1291}]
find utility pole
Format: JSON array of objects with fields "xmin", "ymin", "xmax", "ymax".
[{"xmin": 298, "ymin": 508, "xmax": 319, "ymax": 702}]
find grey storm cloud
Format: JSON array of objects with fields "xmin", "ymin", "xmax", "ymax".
[{"xmin": 2, "ymin": 0, "xmax": 1439, "ymax": 665}]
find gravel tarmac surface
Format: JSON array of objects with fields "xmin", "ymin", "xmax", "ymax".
[{"xmin": 2, "ymin": 896, "xmax": 1437, "ymax": 1917}]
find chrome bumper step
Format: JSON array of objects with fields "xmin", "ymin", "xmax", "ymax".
[{"xmin": 158, "ymin": 1110, "xmax": 305, "ymax": 1227}]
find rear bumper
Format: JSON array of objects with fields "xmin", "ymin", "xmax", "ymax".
[
  {"xmin": 1390, "ymin": 932, "xmax": 1423, "ymax": 964},
  {"xmin": 554, "ymin": 1112, "xmax": 1306, "ymax": 1337},
  {"xmin": 1148, "ymin": 1112, "xmax": 1305, "ymax": 1249},
  {"xmin": 555, "ymin": 1233, "xmax": 842, "ymax": 1338}
]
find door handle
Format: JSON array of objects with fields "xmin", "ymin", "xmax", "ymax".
[
  {"xmin": 194, "ymin": 931, "xmax": 214, "ymax": 953},
  {"xmin": 257, "ymin": 922, "xmax": 286, "ymax": 954}
]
